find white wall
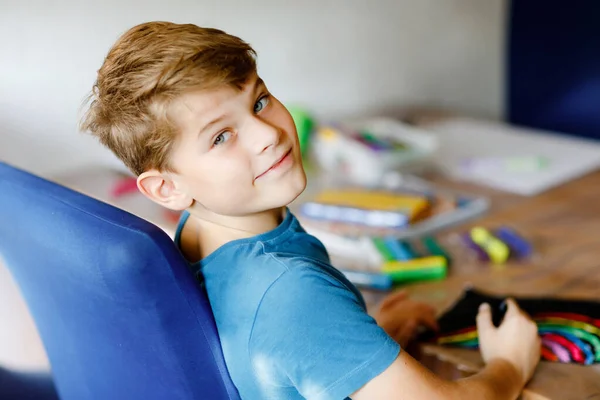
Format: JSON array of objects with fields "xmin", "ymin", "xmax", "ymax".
[{"xmin": 0, "ymin": 0, "xmax": 507, "ymax": 177}]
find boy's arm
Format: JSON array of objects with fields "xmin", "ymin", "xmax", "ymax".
[
  {"xmin": 351, "ymin": 351, "xmax": 522, "ymax": 400},
  {"xmin": 352, "ymin": 299, "xmax": 540, "ymax": 400}
]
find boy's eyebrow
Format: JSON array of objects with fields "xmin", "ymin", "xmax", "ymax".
[
  {"xmin": 197, "ymin": 77, "xmax": 265, "ymax": 138},
  {"xmin": 197, "ymin": 114, "xmax": 226, "ymax": 138},
  {"xmin": 254, "ymin": 77, "xmax": 265, "ymax": 90}
]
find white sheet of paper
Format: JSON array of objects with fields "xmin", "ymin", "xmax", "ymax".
[{"xmin": 426, "ymin": 118, "xmax": 600, "ymax": 196}]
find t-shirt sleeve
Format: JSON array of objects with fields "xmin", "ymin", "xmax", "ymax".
[{"xmin": 248, "ymin": 264, "xmax": 400, "ymax": 400}]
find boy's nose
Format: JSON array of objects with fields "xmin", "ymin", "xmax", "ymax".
[{"xmin": 244, "ymin": 116, "xmax": 282, "ymax": 154}]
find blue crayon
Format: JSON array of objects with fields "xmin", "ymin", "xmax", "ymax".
[
  {"xmin": 338, "ymin": 269, "xmax": 393, "ymax": 291},
  {"xmin": 494, "ymin": 227, "xmax": 532, "ymax": 258},
  {"xmin": 383, "ymin": 237, "xmax": 415, "ymax": 261}
]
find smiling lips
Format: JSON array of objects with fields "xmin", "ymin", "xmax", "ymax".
[{"xmin": 255, "ymin": 148, "xmax": 292, "ymax": 180}]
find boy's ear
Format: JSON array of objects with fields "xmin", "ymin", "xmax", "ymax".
[{"xmin": 137, "ymin": 170, "xmax": 193, "ymax": 211}]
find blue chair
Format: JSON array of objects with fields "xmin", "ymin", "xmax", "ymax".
[
  {"xmin": 0, "ymin": 162, "xmax": 240, "ymax": 400},
  {"xmin": 0, "ymin": 366, "xmax": 60, "ymax": 400}
]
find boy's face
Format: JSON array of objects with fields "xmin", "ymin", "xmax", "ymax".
[{"xmin": 168, "ymin": 75, "xmax": 307, "ymax": 216}]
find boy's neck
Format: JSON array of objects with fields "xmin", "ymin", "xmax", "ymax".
[{"xmin": 179, "ymin": 207, "xmax": 286, "ymax": 263}]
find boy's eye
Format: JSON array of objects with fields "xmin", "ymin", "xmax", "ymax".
[
  {"xmin": 213, "ymin": 131, "xmax": 232, "ymax": 146},
  {"xmin": 254, "ymin": 95, "xmax": 269, "ymax": 114}
]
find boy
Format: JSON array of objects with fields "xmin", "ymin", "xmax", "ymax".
[{"xmin": 81, "ymin": 22, "xmax": 540, "ymax": 399}]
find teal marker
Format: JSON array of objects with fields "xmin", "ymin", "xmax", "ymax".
[
  {"xmin": 422, "ymin": 236, "xmax": 451, "ymax": 265},
  {"xmin": 403, "ymin": 241, "xmax": 420, "ymax": 258}
]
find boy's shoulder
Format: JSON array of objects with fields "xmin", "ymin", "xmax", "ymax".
[
  {"xmin": 205, "ymin": 239, "xmax": 340, "ymax": 292},
  {"xmin": 176, "ymin": 210, "xmax": 361, "ymax": 307},
  {"xmin": 202, "ymin": 229, "xmax": 361, "ymax": 309},
  {"xmin": 196, "ymin": 210, "xmax": 332, "ymax": 278},
  {"xmin": 214, "ymin": 244, "xmax": 365, "ymax": 315}
]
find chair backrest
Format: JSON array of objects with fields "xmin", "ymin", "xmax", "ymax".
[
  {"xmin": 507, "ymin": 0, "xmax": 600, "ymax": 141},
  {"xmin": 0, "ymin": 162, "xmax": 240, "ymax": 400},
  {"xmin": 0, "ymin": 366, "xmax": 59, "ymax": 400}
]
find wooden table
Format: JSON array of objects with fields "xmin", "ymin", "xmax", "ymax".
[{"xmin": 398, "ymin": 170, "xmax": 600, "ymax": 400}]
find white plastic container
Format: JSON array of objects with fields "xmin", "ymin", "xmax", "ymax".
[{"xmin": 311, "ymin": 117, "xmax": 439, "ymax": 186}]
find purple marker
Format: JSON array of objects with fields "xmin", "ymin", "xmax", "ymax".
[
  {"xmin": 495, "ymin": 227, "xmax": 532, "ymax": 259},
  {"xmin": 461, "ymin": 233, "xmax": 489, "ymax": 261},
  {"xmin": 353, "ymin": 134, "xmax": 387, "ymax": 152}
]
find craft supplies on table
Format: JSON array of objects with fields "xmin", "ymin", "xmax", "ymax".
[
  {"xmin": 296, "ymin": 175, "xmax": 488, "ymax": 288},
  {"xmin": 469, "ymin": 227, "xmax": 510, "ymax": 264},
  {"xmin": 306, "ymin": 231, "xmax": 452, "ymax": 290},
  {"xmin": 311, "ymin": 117, "xmax": 438, "ymax": 186},
  {"xmin": 494, "ymin": 226, "xmax": 532, "ymax": 259},
  {"xmin": 458, "ymin": 226, "xmax": 532, "ymax": 264},
  {"xmin": 304, "ymin": 189, "xmax": 431, "ymax": 224},
  {"xmin": 382, "ymin": 256, "xmax": 447, "ymax": 283},
  {"xmin": 459, "ymin": 233, "xmax": 489, "ymax": 261},
  {"xmin": 422, "ymin": 236, "xmax": 452, "ymax": 264},
  {"xmin": 298, "ymin": 175, "xmax": 489, "ymax": 241},
  {"xmin": 383, "ymin": 237, "xmax": 416, "ymax": 261}
]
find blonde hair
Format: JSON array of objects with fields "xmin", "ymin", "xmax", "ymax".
[{"xmin": 80, "ymin": 21, "xmax": 257, "ymax": 175}]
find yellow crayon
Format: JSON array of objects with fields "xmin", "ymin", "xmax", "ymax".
[
  {"xmin": 470, "ymin": 227, "xmax": 510, "ymax": 264},
  {"xmin": 381, "ymin": 256, "xmax": 447, "ymax": 282},
  {"xmin": 313, "ymin": 190, "xmax": 430, "ymax": 221},
  {"xmin": 382, "ymin": 256, "xmax": 447, "ymax": 273}
]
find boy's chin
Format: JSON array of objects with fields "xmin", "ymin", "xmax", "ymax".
[
  {"xmin": 285, "ymin": 170, "xmax": 308, "ymax": 201},
  {"xmin": 263, "ymin": 175, "xmax": 307, "ymax": 210}
]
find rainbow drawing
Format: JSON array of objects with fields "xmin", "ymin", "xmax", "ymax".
[
  {"xmin": 427, "ymin": 289, "xmax": 600, "ymax": 365},
  {"xmin": 435, "ymin": 312, "xmax": 600, "ymax": 365}
]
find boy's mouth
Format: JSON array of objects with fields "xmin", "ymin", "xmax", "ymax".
[{"xmin": 255, "ymin": 148, "xmax": 293, "ymax": 180}]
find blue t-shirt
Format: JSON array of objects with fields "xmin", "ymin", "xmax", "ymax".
[{"xmin": 175, "ymin": 210, "xmax": 400, "ymax": 400}]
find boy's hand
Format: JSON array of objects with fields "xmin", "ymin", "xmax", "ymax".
[
  {"xmin": 477, "ymin": 298, "xmax": 541, "ymax": 386},
  {"xmin": 375, "ymin": 290, "xmax": 439, "ymax": 347}
]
